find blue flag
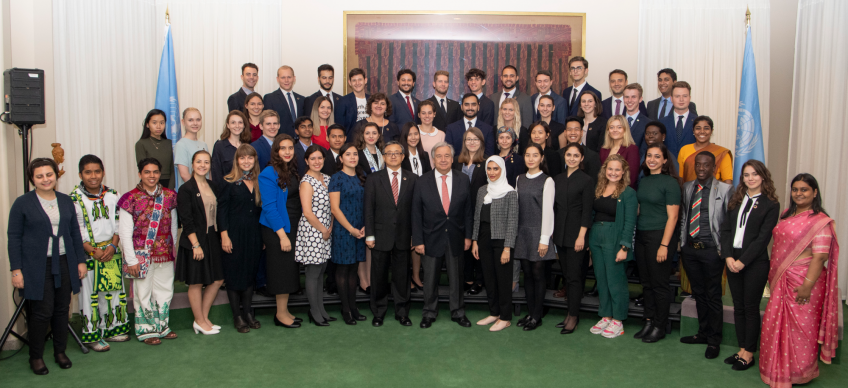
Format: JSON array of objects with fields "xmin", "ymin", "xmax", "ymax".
[
  {"xmin": 733, "ymin": 26, "xmax": 765, "ymax": 186},
  {"xmin": 154, "ymin": 25, "xmax": 180, "ymax": 182}
]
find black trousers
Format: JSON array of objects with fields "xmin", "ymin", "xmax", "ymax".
[
  {"xmin": 681, "ymin": 244, "xmax": 724, "ymax": 346},
  {"xmin": 634, "ymin": 229, "xmax": 678, "ymax": 328},
  {"xmin": 478, "ymin": 223, "xmax": 513, "ymax": 321},
  {"xmin": 726, "ymin": 252, "xmax": 769, "ymax": 351},
  {"xmin": 556, "ymin": 245, "xmax": 588, "ymax": 317},
  {"xmin": 27, "ymin": 255, "xmax": 72, "ymax": 360},
  {"xmin": 422, "ymin": 246, "xmax": 465, "ymax": 319},
  {"xmin": 463, "ymin": 248, "xmax": 483, "ymax": 284},
  {"xmin": 521, "ymin": 259, "xmax": 547, "ymax": 321},
  {"xmin": 370, "ymin": 247, "xmax": 411, "ymax": 318}
]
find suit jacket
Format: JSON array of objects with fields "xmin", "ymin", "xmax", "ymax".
[
  {"xmin": 444, "ymin": 119, "xmax": 495, "ymax": 156},
  {"xmin": 388, "ymin": 91, "xmax": 420, "ymax": 127},
  {"xmin": 176, "ymin": 177, "xmax": 219, "ymax": 251},
  {"xmin": 626, "ymin": 112, "xmax": 651, "ymax": 153},
  {"xmin": 477, "ymin": 94, "xmax": 496, "ymax": 128},
  {"xmin": 561, "ymin": 83, "xmax": 603, "ymax": 116},
  {"xmin": 364, "ymin": 168, "xmax": 418, "ymax": 251},
  {"xmin": 548, "ymin": 120, "xmax": 566, "ymax": 151},
  {"xmin": 411, "ymin": 170, "xmax": 473, "ymax": 258},
  {"xmin": 552, "ymin": 169, "xmax": 595, "ymax": 247},
  {"xmin": 680, "ymin": 178, "xmax": 732, "ymax": 250},
  {"xmin": 529, "ymin": 91, "xmax": 568, "ymax": 124},
  {"xmin": 227, "ymin": 88, "xmax": 248, "ymax": 113},
  {"xmin": 401, "ymin": 150, "xmax": 432, "ymax": 176},
  {"xmin": 558, "ymin": 144, "xmax": 601, "ymax": 184},
  {"xmin": 358, "ymin": 148, "xmax": 382, "ymax": 176},
  {"xmin": 7, "ymin": 191, "xmax": 86, "ymax": 300},
  {"xmin": 660, "ymin": 112, "xmax": 697, "ymax": 158},
  {"xmin": 489, "ymin": 89, "xmax": 533, "ymax": 129},
  {"xmin": 585, "ymin": 117, "xmax": 607, "ymax": 153},
  {"xmin": 601, "ymin": 97, "xmax": 648, "ymax": 119},
  {"xmin": 589, "ymin": 187, "xmax": 638, "ymax": 262},
  {"xmin": 303, "ymin": 91, "xmax": 342, "ymax": 118},
  {"xmin": 719, "ymin": 196, "xmax": 780, "ymax": 265},
  {"xmin": 427, "ymin": 95, "xmax": 462, "ymax": 131},
  {"xmin": 321, "ymin": 148, "xmax": 340, "ymax": 176},
  {"xmin": 251, "ymin": 136, "xmax": 273, "ymax": 170},
  {"xmin": 264, "ymin": 89, "xmax": 305, "ymax": 139},
  {"xmin": 336, "ymin": 92, "xmax": 371, "ymax": 136},
  {"xmin": 294, "ymin": 141, "xmax": 328, "ymax": 177},
  {"xmin": 647, "ymin": 98, "xmax": 698, "ymax": 121},
  {"xmin": 452, "ymin": 160, "xmax": 488, "ymax": 213}
]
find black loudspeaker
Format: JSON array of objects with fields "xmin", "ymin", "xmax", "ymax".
[{"xmin": 3, "ymin": 68, "xmax": 45, "ymax": 125}]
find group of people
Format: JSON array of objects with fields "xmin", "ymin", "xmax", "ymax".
[{"xmin": 7, "ymin": 59, "xmax": 839, "ymax": 388}]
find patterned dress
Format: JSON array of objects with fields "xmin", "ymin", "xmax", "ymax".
[
  {"xmin": 295, "ymin": 173, "xmax": 332, "ymax": 265},
  {"xmin": 328, "ymin": 171, "xmax": 365, "ymax": 264}
]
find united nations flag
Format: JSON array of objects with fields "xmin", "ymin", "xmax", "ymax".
[{"xmin": 734, "ymin": 25, "xmax": 765, "ymax": 186}]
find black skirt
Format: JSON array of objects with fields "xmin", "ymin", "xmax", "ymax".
[
  {"xmin": 176, "ymin": 226, "xmax": 224, "ymax": 285},
  {"xmin": 262, "ymin": 225, "xmax": 301, "ymax": 295}
]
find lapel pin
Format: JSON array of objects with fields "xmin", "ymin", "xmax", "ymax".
[
  {"xmin": 403, "ymin": 177, "xmax": 407, "ymax": 180},
  {"xmin": 196, "ymin": 193, "xmax": 201, "ymax": 197}
]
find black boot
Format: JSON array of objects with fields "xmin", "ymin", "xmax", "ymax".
[
  {"xmin": 234, "ymin": 316, "xmax": 250, "ymax": 333},
  {"xmin": 633, "ymin": 320, "xmax": 653, "ymax": 339}
]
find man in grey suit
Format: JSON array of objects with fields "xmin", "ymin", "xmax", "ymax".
[
  {"xmin": 623, "ymin": 83, "xmax": 650, "ymax": 151},
  {"xmin": 489, "ymin": 65, "xmax": 532, "ymax": 129},
  {"xmin": 647, "ymin": 68, "xmax": 698, "ymax": 120}
]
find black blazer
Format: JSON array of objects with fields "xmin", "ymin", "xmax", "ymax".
[
  {"xmin": 294, "ymin": 141, "xmax": 329, "ymax": 178},
  {"xmin": 453, "ymin": 159, "xmax": 488, "ymax": 213},
  {"xmin": 303, "ymin": 91, "xmax": 343, "ymax": 118},
  {"xmin": 177, "ymin": 177, "xmax": 219, "ymax": 252},
  {"xmin": 557, "ymin": 145, "xmax": 601, "ymax": 184},
  {"xmin": 364, "ymin": 168, "xmax": 419, "ymax": 251},
  {"xmin": 548, "ymin": 121, "xmax": 566, "ymax": 151},
  {"xmin": 227, "ymin": 88, "xmax": 248, "ymax": 113},
  {"xmin": 264, "ymin": 89, "xmax": 305, "ymax": 139},
  {"xmin": 427, "ymin": 95, "xmax": 462, "ymax": 131},
  {"xmin": 543, "ymin": 147, "xmax": 564, "ymax": 178},
  {"xmin": 562, "ymin": 83, "xmax": 603, "ymax": 116},
  {"xmin": 322, "ymin": 149, "xmax": 340, "ymax": 177},
  {"xmin": 502, "ymin": 152, "xmax": 525, "ymax": 187},
  {"xmin": 552, "ymin": 169, "xmax": 595, "ymax": 247},
  {"xmin": 477, "ymin": 94, "xmax": 496, "ymax": 128},
  {"xmin": 720, "ymin": 196, "xmax": 780, "ymax": 265},
  {"xmin": 411, "ymin": 170, "xmax": 473, "ymax": 258},
  {"xmin": 585, "ymin": 117, "xmax": 606, "ymax": 153},
  {"xmin": 7, "ymin": 191, "xmax": 86, "ymax": 300},
  {"xmin": 401, "ymin": 150, "xmax": 432, "ymax": 176},
  {"xmin": 336, "ymin": 92, "xmax": 371, "ymax": 137}
]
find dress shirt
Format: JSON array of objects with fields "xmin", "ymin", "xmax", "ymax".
[
  {"xmin": 464, "ymin": 116, "xmax": 478, "ymax": 129},
  {"xmin": 435, "ymin": 169, "xmax": 453, "ymax": 201},
  {"xmin": 499, "ymin": 87, "xmax": 517, "ymax": 108},
  {"xmin": 264, "ymin": 135, "xmax": 274, "ymax": 146},
  {"xmin": 475, "ymin": 92, "xmax": 484, "ymax": 100},
  {"xmin": 519, "ymin": 170, "xmax": 556, "ymax": 245},
  {"xmin": 626, "ymin": 111, "xmax": 640, "ymax": 125},
  {"xmin": 408, "ymin": 152, "xmax": 423, "ymax": 176},
  {"xmin": 241, "ymin": 86, "xmax": 254, "ymax": 96},
  {"xmin": 331, "ymin": 150, "xmax": 339, "ymax": 161},
  {"xmin": 569, "ymin": 81, "xmax": 586, "ymax": 104},
  {"xmin": 435, "ymin": 94, "xmax": 448, "ymax": 111},
  {"xmin": 611, "ymin": 96, "xmax": 624, "ymax": 116},
  {"xmin": 674, "ymin": 110, "xmax": 690, "ymax": 128},
  {"xmin": 659, "ymin": 96, "xmax": 672, "ymax": 118},
  {"xmin": 733, "ymin": 193, "xmax": 760, "ymax": 249},
  {"xmin": 299, "ymin": 140, "xmax": 310, "ymax": 151},
  {"xmin": 400, "ymin": 91, "xmax": 414, "ymax": 111}
]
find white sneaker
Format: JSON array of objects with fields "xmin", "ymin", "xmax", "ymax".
[
  {"xmin": 601, "ymin": 320, "xmax": 624, "ymax": 338},
  {"xmin": 590, "ymin": 317, "xmax": 611, "ymax": 334}
]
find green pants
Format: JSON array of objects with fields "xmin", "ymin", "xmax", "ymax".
[{"xmin": 588, "ymin": 222, "xmax": 630, "ymax": 321}]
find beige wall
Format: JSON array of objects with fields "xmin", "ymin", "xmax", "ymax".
[{"xmin": 768, "ymin": 0, "xmax": 798, "ymax": 200}]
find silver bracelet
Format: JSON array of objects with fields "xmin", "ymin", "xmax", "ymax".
[
  {"xmin": 804, "ymin": 276, "xmax": 814, "ymax": 283},
  {"xmin": 12, "ymin": 272, "xmax": 20, "ymax": 277}
]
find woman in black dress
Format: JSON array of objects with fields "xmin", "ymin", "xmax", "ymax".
[
  {"xmin": 218, "ymin": 144, "xmax": 263, "ymax": 333},
  {"xmin": 453, "ymin": 127, "xmax": 489, "ymax": 294},
  {"xmin": 527, "ymin": 121, "xmax": 563, "ymax": 177},
  {"xmin": 176, "ymin": 150, "xmax": 225, "ymax": 335}
]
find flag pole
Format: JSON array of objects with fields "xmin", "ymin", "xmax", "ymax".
[
  {"xmin": 746, "ymin": 6, "xmax": 751, "ymax": 28},
  {"xmin": 165, "ymin": 5, "xmax": 170, "ymax": 26}
]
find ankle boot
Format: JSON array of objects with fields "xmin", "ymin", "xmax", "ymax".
[{"xmin": 234, "ymin": 316, "xmax": 250, "ymax": 333}]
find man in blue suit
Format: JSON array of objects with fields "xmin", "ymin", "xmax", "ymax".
[
  {"xmin": 465, "ymin": 68, "xmax": 495, "ymax": 128},
  {"xmin": 602, "ymin": 69, "xmax": 648, "ymax": 119},
  {"xmin": 647, "ymin": 68, "xmax": 698, "ymax": 120},
  {"xmin": 335, "ymin": 68, "xmax": 370, "ymax": 138},
  {"xmin": 660, "ymin": 81, "xmax": 697, "ymax": 159},
  {"xmin": 251, "ymin": 110, "xmax": 281, "ymax": 169},
  {"xmin": 530, "ymin": 70, "xmax": 567, "ymax": 124},
  {"xmin": 444, "ymin": 93, "xmax": 495, "ymax": 156},
  {"xmin": 303, "ymin": 64, "xmax": 342, "ymax": 118},
  {"xmin": 388, "ymin": 69, "xmax": 420, "ymax": 128},
  {"xmin": 227, "ymin": 63, "xmax": 258, "ymax": 112},
  {"xmin": 623, "ymin": 83, "xmax": 651, "ymax": 151},
  {"xmin": 263, "ymin": 65, "xmax": 304, "ymax": 139},
  {"xmin": 561, "ymin": 56, "xmax": 602, "ymax": 117}
]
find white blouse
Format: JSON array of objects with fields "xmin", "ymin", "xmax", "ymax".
[{"xmin": 733, "ymin": 193, "xmax": 760, "ymax": 249}]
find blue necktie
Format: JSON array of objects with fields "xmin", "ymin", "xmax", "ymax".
[
  {"xmin": 676, "ymin": 115, "xmax": 684, "ymax": 143},
  {"xmin": 286, "ymin": 92, "xmax": 296, "ymax": 123},
  {"xmin": 628, "ymin": 117, "xmax": 633, "ymax": 127},
  {"xmin": 659, "ymin": 99, "xmax": 668, "ymax": 118}
]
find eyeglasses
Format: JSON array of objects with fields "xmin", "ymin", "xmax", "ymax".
[
  {"xmin": 569, "ymin": 66, "xmax": 585, "ymax": 72},
  {"xmin": 384, "ymin": 152, "xmax": 403, "ymax": 157},
  {"xmin": 465, "ymin": 138, "xmax": 481, "ymax": 143}
]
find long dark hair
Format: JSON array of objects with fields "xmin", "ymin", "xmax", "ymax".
[
  {"xmin": 399, "ymin": 122, "xmax": 426, "ymax": 159},
  {"xmin": 728, "ymin": 160, "xmax": 778, "ymax": 210},
  {"xmin": 140, "ymin": 109, "xmax": 168, "ymax": 140},
  {"xmin": 269, "ymin": 134, "xmax": 299, "ymax": 190},
  {"xmin": 303, "ymin": 145, "xmax": 326, "ymax": 173},
  {"xmin": 561, "ymin": 143, "xmax": 585, "ymax": 171},
  {"xmin": 336, "ymin": 143, "xmax": 366, "ymax": 186},
  {"xmin": 524, "ymin": 142, "xmax": 548, "ymax": 175},
  {"xmin": 243, "ymin": 92, "xmax": 263, "ymax": 119},
  {"xmin": 781, "ymin": 173, "xmax": 827, "ymax": 220},
  {"xmin": 641, "ymin": 143, "xmax": 681, "ymax": 186}
]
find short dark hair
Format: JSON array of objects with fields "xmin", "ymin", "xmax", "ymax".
[
  {"xmin": 366, "ymin": 92, "xmax": 393, "ymax": 117},
  {"xmin": 349, "ymin": 68, "xmax": 366, "ymax": 80},
  {"xmin": 539, "ymin": 95, "xmax": 555, "ymax": 105},
  {"xmin": 501, "ymin": 65, "xmax": 518, "ymax": 75},
  {"xmin": 241, "ymin": 63, "xmax": 258, "ymax": 74},
  {"xmin": 27, "ymin": 158, "xmax": 59, "ymax": 186},
  {"xmin": 645, "ymin": 120, "xmax": 667, "ymax": 135},
  {"xmin": 397, "ymin": 69, "xmax": 416, "ymax": 82},
  {"xmin": 565, "ymin": 116, "xmax": 584, "ymax": 127},
  {"xmin": 535, "ymin": 70, "xmax": 553, "ymax": 80},
  {"xmin": 609, "ymin": 69, "xmax": 627, "ymax": 80},
  {"xmin": 137, "ymin": 157, "xmax": 162, "ymax": 173},
  {"xmin": 383, "ymin": 140, "xmax": 405, "ymax": 155},
  {"xmin": 465, "ymin": 68, "xmax": 486, "ymax": 80},
  {"xmin": 696, "ymin": 150, "xmax": 716, "ymax": 165},
  {"xmin": 327, "ymin": 123, "xmax": 346, "ymax": 136},
  {"xmin": 568, "ymin": 56, "xmax": 588, "ymax": 68},
  {"xmin": 461, "ymin": 93, "xmax": 479, "ymax": 104},
  {"xmin": 693, "ymin": 115, "xmax": 714, "ymax": 130},
  {"xmin": 418, "ymin": 99, "xmax": 437, "ymax": 113},
  {"xmin": 293, "ymin": 116, "xmax": 313, "ymax": 131},
  {"xmin": 657, "ymin": 68, "xmax": 677, "ymax": 82},
  {"xmin": 78, "ymin": 154, "xmax": 104, "ymax": 173},
  {"xmin": 317, "ymin": 64, "xmax": 334, "ymax": 75}
]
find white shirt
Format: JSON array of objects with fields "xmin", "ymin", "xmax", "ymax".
[
  {"xmin": 366, "ymin": 166, "xmax": 404, "ymax": 242},
  {"xmin": 673, "ymin": 110, "xmax": 690, "ymax": 128},
  {"xmin": 279, "ymin": 88, "xmax": 296, "ymax": 113},
  {"xmin": 330, "ymin": 150, "xmax": 339, "ymax": 162},
  {"xmin": 435, "ymin": 169, "xmax": 453, "ymax": 202},
  {"xmin": 355, "ymin": 97, "xmax": 368, "ymax": 121},
  {"xmin": 434, "ymin": 94, "xmax": 448, "ymax": 111},
  {"xmin": 569, "ymin": 81, "xmax": 586, "ymax": 103},
  {"xmin": 626, "ymin": 111, "xmax": 640, "ymax": 126},
  {"xmin": 73, "ymin": 187, "xmax": 120, "ymax": 244},
  {"xmin": 399, "ymin": 91, "xmax": 414, "ymax": 109},
  {"xmin": 241, "ymin": 86, "xmax": 254, "ymax": 96},
  {"xmin": 464, "ymin": 116, "xmax": 478, "ymax": 130},
  {"xmin": 610, "ymin": 96, "xmax": 624, "ymax": 116},
  {"xmin": 499, "ymin": 87, "xmax": 517, "ymax": 108},
  {"xmin": 408, "ymin": 152, "xmax": 423, "ymax": 176},
  {"xmin": 517, "ymin": 171, "xmax": 556, "ymax": 245},
  {"xmin": 733, "ymin": 194, "xmax": 760, "ymax": 249},
  {"xmin": 535, "ymin": 90, "xmax": 552, "ymax": 112}
]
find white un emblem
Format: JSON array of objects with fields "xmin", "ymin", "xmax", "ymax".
[{"xmin": 736, "ymin": 101, "xmax": 758, "ymax": 157}]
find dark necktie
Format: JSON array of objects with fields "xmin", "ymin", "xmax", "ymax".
[
  {"xmin": 689, "ymin": 184, "xmax": 703, "ymax": 239},
  {"xmin": 570, "ymin": 89, "xmax": 578, "ymax": 108},
  {"xmin": 286, "ymin": 92, "xmax": 296, "ymax": 123},
  {"xmin": 467, "ymin": 121, "xmax": 472, "ymax": 129},
  {"xmin": 676, "ymin": 115, "xmax": 684, "ymax": 143},
  {"xmin": 326, "ymin": 93, "xmax": 333, "ymax": 109},
  {"xmin": 440, "ymin": 98, "xmax": 446, "ymax": 113},
  {"xmin": 406, "ymin": 96, "xmax": 414, "ymax": 117},
  {"xmin": 628, "ymin": 117, "xmax": 633, "ymax": 127},
  {"xmin": 615, "ymin": 100, "xmax": 621, "ymax": 116},
  {"xmin": 739, "ymin": 196, "xmax": 756, "ymax": 228},
  {"xmin": 659, "ymin": 99, "xmax": 668, "ymax": 118},
  {"xmin": 504, "ymin": 92, "xmax": 510, "ymax": 99}
]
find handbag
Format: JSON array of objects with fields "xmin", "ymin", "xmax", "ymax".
[{"xmin": 122, "ymin": 193, "xmax": 165, "ymax": 279}]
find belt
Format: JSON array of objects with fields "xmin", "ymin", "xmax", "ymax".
[{"xmin": 687, "ymin": 241, "xmax": 715, "ymax": 250}]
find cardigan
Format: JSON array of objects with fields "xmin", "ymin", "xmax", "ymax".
[
  {"xmin": 472, "ymin": 186, "xmax": 519, "ymax": 248},
  {"xmin": 590, "ymin": 186, "xmax": 638, "ymax": 261},
  {"xmin": 176, "ymin": 177, "xmax": 219, "ymax": 251}
]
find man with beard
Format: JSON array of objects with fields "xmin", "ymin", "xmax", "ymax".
[
  {"xmin": 444, "ymin": 93, "xmax": 495, "ymax": 156},
  {"xmin": 489, "ymin": 65, "xmax": 532, "ymax": 129},
  {"xmin": 388, "ymin": 69, "xmax": 420, "ymax": 127},
  {"xmin": 425, "ymin": 71, "xmax": 461, "ymax": 131},
  {"xmin": 303, "ymin": 64, "xmax": 342, "ymax": 118},
  {"xmin": 227, "ymin": 63, "xmax": 258, "ymax": 112}
]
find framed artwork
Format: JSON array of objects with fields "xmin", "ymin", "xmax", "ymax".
[{"xmin": 343, "ymin": 11, "xmax": 586, "ymax": 99}]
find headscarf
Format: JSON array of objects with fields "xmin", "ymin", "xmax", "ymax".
[
  {"xmin": 497, "ymin": 126, "xmax": 518, "ymax": 154},
  {"xmin": 483, "ymin": 155, "xmax": 514, "ymax": 204}
]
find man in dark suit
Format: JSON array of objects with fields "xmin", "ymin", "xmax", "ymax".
[
  {"xmin": 531, "ymin": 70, "xmax": 567, "ymax": 124},
  {"xmin": 335, "ymin": 68, "xmax": 370, "ymax": 136},
  {"xmin": 558, "ymin": 116, "xmax": 601, "ymax": 183},
  {"xmin": 647, "ymin": 68, "xmax": 698, "ymax": 120},
  {"xmin": 444, "ymin": 94, "xmax": 495, "ymax": 156},
  {"xmin": 660, "ymin": 81, "xmax": 697, "ymax": 159},
  {"xmin": 263, "ymin": 65, "xmax": 304, "ymax": 139},
  {"xmin": 250, "ymin": 110, "xmax": 280, "ymax": 169},
  {"xmin": 322, "ymin": 124, "xmax": 346, "ymax": 176},
  {"xmin": 412, "ymin": 142, "xmax": 473, "ymax": 328},
  {"xmin": 388, "ymin": 69, "xmax": 419, "ymax": 128},
  {"xmin": 623, "ymin": 83, "xmax": 651, "ymax": 151},
  {"xmin": 364, "ymin": 141, "xmax": 418, "ymax": 327},
  {"xmin": 488, "ymin": 65, "xmax": 533, "ymax": 129},
  {"xmin": 303, "ymin": 64, "xmax": 342, "ymax": 118},
  {"xmin": 561, "ymin": 56, "xmax": 603, "ymax": 117},
  {"xmin": 291, "ymin": 117, "xmax": 330, "ymax": 177},
  {"xmin": 426, "ymin": 70, "xmax": 462, "ymax": 131},
  {"xmin": 465, "ymin": 68, "xmax": 495, "ymax": 128},
  {"xmin": 602, "ymin": 70, "xmax": 648, "ymax": 120},
  {"xmin": 227, "ymin": 63, "xmax": 258, "ymax": 112},
  {"xmin": 536, "ymin": 95, "xmax": 566, "ymax": 150}
]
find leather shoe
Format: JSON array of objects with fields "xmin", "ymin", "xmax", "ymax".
[
  {"xmin": 273, "ymin": 316, "xmax": 301, "ymax": 328},
  {"xmin": 633, "ymin": 320, "xmax": 653, "ymax": 339},
  {"xmin": 641, "ymin": 327, "xmax": 665, "ymax": 343},
  {"xmin": 352, "ymin": 311, "xmax": 367, "ymax": 321},
  {"xmin": 54, "ymin": 353, "xmax": 72, "ymax": 369},
  {"xmin": 30, "ymin": 358, "xmax": 48, "ymax": 375},
  {"xmin": 522, "ymin": 318, "xmax": 540, "ymax": 331},
  {"xmin": 705, "ymin": 345, "xmax": 720, "ymax": 359},
  {"xmin": 468, "ymin": 283, "xmax": 483, "ymax": 295},
  {"xmin": 732, "ymin": 357, "xmax": 756, "ymax": 371},
  {"xmin": 516, "ymin": 315, "xmax": 530, "ymax": 327},
  {"xmin": 634, "ymin": 297, "xmax": 645, "ymax": 307},
  {"xmin": 463, "ymin": 282, "xmax": 473, "ymax": 292},
  {"xmin": 395, "ymin": 316, "xmax": 412, "ymax": 326},
  {"xmin": 555, "ymin": 320, "xmax": 566, "ymax": 329},
  {"xmin": 342, "ymin": 312, "xmax": 357, "ymax": 325},
  {"xmin": 233, "ymin": 316, "xmax": 250, "ymax": 333},
  {"xmin": 451, "ymin": 316, "xmax": 472, "ymax": 328},
  {"xmin": 560, "ymin": 316, "xmax": 579, "ymax": 334},
  {"xmin": 245, "ymin": 313, "xmax": 262, "ymax": 329},
  {"xmin": 724, "ymin": 354, "xmax": 741, "ymax": 365},
  {"xmin": 420, "ymin": 317, "xmax": 434, "ymax": 329},
  {"xmin": 680, "ymin": 335, "xmax": 708, "ymax": 344},
  {"xmin": 326, "ymin": 316, "xmax": 337, "ymax": 322},
  {"xmin": 372, "ymin": 317, "xmax": 384, "ymax": 327}
]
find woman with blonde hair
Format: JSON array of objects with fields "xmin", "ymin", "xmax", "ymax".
[
  {"xmin": 211, "ymin": 110, "xmax": 251, "ymax": 185},
  {"xmin": 174, "ymin": 107, "xmax": 209, "ymax": 190},
  {"xmin": 600, "ymin": 115, "xmax": 640, "ymax": 188},
  {"xmin": 309, "ymin": 96, "xmax": 334, "ymax": 150},
  {"xmin": 496, "ymin": 98, "xmax": 525, "ymax": 153}
]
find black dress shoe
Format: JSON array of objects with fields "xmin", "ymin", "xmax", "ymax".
[
  {"xmin": 358, "ymin": 286, "xmax": 368, "ymax": 294},
  {"xmin": 724, "ymin": 354, "xmax": 741, "ymax": 365},
  {"xmin": 522, "ymin": 318, "xmax": 540, "ymax": 331},
  {"xmin": 633, "ymin": 320, "xmax": 653, "ymax": 339},
  {"xmin": 705, "ymin": 345, "xmax": 720, "ymax": 359},
  {"xmin": 560, "ymin": 316, "xmax": 579, "ymax": 334},
  {"xmin": 245, "ymin": 313, "xmax": 262, "ymax": 329},
  {"xmin": 732, "ymin": 357, "xmax": 756, "ymax": 371},
  {"xmin": 352, "ymin": 311, "xmax": 367, "ymax": 321},
  {"xmin": 273, "ymin": 316, "xmax": 301, "ymax": 328},
  {"xmin": 30, "ymin": 359, "xmax": 48, "ymax": 375},
  {"xmin": 293, "ymin": 316, "xmax": 303, "ymax": 323},
  {"xmin": 468, "ymin": 283, "xmax": 483, "ymax": 295},
  {"xmin": 326, "ymin": 316, "xmax": 337, "ymax": 322},
  {"xmin": 233, "ymin": 316, "xmax": 250, "ymax": 333},
  {"xmin": 680, "ymin": 335, "xmax": 708, "ymax": 344},
  {"xmin": 451, "ymin": 316, "xmax": 472, "ymax": 327},
  {"xmin": 395, "ymin": 316, "xmax": 412, "ymax": 326},
  {"xmin": 308, "ymin": 311, "xmax": 329, "ymax": 326},
  {"xmin": 463, "ymin": 282, "xmax": 473, "ymax": 292},
  {"xmin": 420, "ymin": 317, "xmax": 434, "ymax": 328},
  {"xmin": 634, "ymin": 297, "xmax": 645, "ymax": 307},
  {"xmin": 516, "ymin": 315, "xmax": 530, "ymax": 327},
  {"xmin": 641, "ymin": 327, "xmax": 665, "ymax": 343},
  {"xmin": 54, "ymin": 353, "xmax": 72, "ymax": 369},
  {"xmin": 372, "ymin": 317, "xmax": 384, "ymax": 327},
  {"xmin": 342, "ymin": 312, "xmax": 357, "ymax": 325}
]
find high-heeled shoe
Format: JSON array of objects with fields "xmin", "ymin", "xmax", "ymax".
[
  {"xmin": 273, "ymin": 316, "xmax": 301, "ymax": 328},
  {"xmin": 561, "ymin": 316, "xmax": 579, "ymax": 335},
  {"xmin": 192, "ymin": 321, "xmax": 220, "ymax": 335},
  {"xmin": 342, "ymin": 312, "xmax": 357, "ymax": 325},
  {"xmin": 308, "ymin": 311, "xmax": 330, "ymax": 326}
]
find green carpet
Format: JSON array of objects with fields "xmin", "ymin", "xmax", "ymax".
[{"xmin": 1, "ymin": 302, "xmax": 846, "ymax": 387}]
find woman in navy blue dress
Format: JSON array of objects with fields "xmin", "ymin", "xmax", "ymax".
[{"xmin": 329, "ymin": 143, "xmax": 368, "ymax": 324}]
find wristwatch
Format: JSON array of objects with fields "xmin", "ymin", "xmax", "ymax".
[{"xmin": 620, "ymin": 245, "xmax": 630, "ymax": 252}]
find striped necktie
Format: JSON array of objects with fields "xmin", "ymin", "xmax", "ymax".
[{"xmin": 688, "ymin": 184, "xmax": 703, "ymax": 239}]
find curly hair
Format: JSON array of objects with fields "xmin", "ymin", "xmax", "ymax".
[
  {"xmin": 354, "ymin": 122, "xmax": 385, "ymax": 152},
  {"xmin": 269, "ymin": 134, "xmax": 299, "ymax": 190},
  {"xmin": 595, "ymin": 154, "xmax": 630, "ymax": 199},
  {"xmin": 728, "ymin": 160, "xmax": 778, "ymax": 210}
]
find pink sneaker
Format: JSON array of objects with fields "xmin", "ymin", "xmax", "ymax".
[
  {"xmin": 590, "ymin": 318, "xmax": 611, "ymax": 334},
  {"xmin": 602, "ymin": 320, "xmax": 624, "ymax": 338}
]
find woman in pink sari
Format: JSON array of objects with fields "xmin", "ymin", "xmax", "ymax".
[{"xmin": 760, "ymin": 173, "xmax": 841, "ymax": 387}]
